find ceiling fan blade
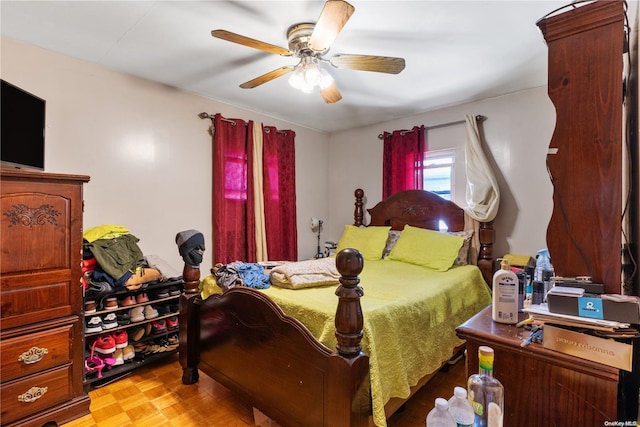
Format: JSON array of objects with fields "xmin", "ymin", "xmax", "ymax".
[
  {"xmin": 212, "ymin": 29, "xmax": 292, "ymax": 56},
  {"xmin": 239, "ymin": 66, "xmax": 295, "ymax": 89},
  {"xmin": 329, "ymin": 54, "xmax": 406, "ymax": 74},
  {"xmin": 320, "ymin": 82, "xmax": 342, "ymax": 104},
  {"xmin": 309, "ymin": 0, "xmax": 355, "ymax": 52}
]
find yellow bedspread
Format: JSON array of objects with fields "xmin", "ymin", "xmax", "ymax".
[{"xmin": 261, "ymin": 258, "xmax": 491, "ymax": 427}]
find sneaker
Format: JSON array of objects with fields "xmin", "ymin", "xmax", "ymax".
[
  {"xmin": 169, "ymin": 303, "xmax": 179, "ymax": 313},
  {"xmin": 156, "ymin": 304, "xmax": 171, "ymax": 316},
  {"xmin": 168, "ymin": 286, "xmax": 181, "ymax": 296},
  {"xmin": 155, "ymin": 289, "xmax": 170, "ymax": 299},
  {"xmin": 136, "ymin": 292, "xmax": 149, "ymax": 304},
  {"xmin": 151, "ymin": 319, "xmax": 167, "ymax": 335},
  {"xmin": 101, "ymin": 312, "xmax": 118, "ymax": 329},
  {"xmin": 112, "ymin": 330, "xmax": 128, "ymax": 348},
  {"xmin": 93, "ymin": 334, "xmax": 116, "ymax": 354},
  {"xmin": 122, "ymin": 344, "xmax": 135, "ymax": 361},
  {"xmin": 103, "ymin": 297, "xmax": 118, "ymax": 310},
  {"xmin": 112, "ymin": 348, "xmax": 124, "ymax": 366},
  {"xmin": 116, "ymin": 312, "xmax": 131, "ymax": 326},
  {"xmin": 119, "ymin": 295, "xmax": 136, "ymax": 307},
  {"xmin": 84, "ymin": 300, "xmax": 97, "ymax": 314},
  {"xmin": 85, "ymin": 316, "xmax": 103, "ymax": 333},
  {"xmin": 143, "ymin": 305, "xmax": 159, "ymax": 320},
  {"xmin": 130, "ymin": 306, "xmax": 145, "ymax": 322},
  {"xmin": 166, "ymin": 316, "xmax": 179, "ymax": 331}
]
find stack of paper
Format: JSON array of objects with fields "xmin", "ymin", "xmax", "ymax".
[{"xmin": 523, "ymin": 304, "xmax": 630, "ymax": 331}]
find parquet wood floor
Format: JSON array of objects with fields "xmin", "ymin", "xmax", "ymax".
[{"xmin": 63, "ymin": 353, "xmax": 467, "ymax": 427}]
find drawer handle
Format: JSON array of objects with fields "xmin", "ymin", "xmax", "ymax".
[
  {"xmin": 18, "ymin": 386, "xmax": 48, "ymax": 403},
  {"xmin": 18, "ymin": 347, "xmax": 49, "ymax": 365}
]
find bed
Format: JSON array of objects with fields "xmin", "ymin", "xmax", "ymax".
[{"xmin": 178, "ymin": 189, "xmax": 494, "ymax": 427}]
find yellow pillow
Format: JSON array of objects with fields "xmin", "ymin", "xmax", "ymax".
[
  {"xmin": 336, "ymin": 225, "xmax": 391, "ymax": 261},
  {"xmin": 387, "ymin": 225, "xmax": 463, "ymax": 271}
]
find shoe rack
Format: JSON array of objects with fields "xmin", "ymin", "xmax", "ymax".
[{"xmin": 83, "ymin": 279, "xmax": 184, "ymax": 388}]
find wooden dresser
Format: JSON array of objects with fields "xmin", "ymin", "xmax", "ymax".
[
  {"xmin": 0, "ymin": 169, "xmax": 91, "ymax": 426},
  {"xmin": 457, "ymin": 306, "xmax": 639, "ymax": 427}
]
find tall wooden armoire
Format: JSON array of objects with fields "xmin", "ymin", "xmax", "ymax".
[{"xmin": 537, "ymin": 0, "xmax": 628, "ymax": 295}]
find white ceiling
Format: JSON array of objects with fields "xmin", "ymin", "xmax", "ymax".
[{"xmin": 1, "ymin": 1, "xmax": 572, "ymax": 133}]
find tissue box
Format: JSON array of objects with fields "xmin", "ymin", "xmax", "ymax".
[{"xmin": 547, "ymin": 292, "xmax": 640, "ymax": 324}]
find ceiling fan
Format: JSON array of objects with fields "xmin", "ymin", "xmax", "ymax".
[{"xmin": 212, "ymin": 0, "xmax": 406, "ymax": 104}]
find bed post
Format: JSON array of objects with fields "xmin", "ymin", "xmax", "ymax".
[
  {"xmin": 179, "ymin": 263, "xmax": 201, "ymax": 384},
  {"xmin": 334, "ymin": 248, "xmax": 365, "ymax": 356},
  {"xmin": 328, "ymin": 248, "xmax": 370, "ymax": 426},
  {"xmin": 354, "ymin": 188, "xmax": 364, "ymax": 226},
  {"xmin": 477, "ymin": 221, "xmax": 495, "ymax": 286}
]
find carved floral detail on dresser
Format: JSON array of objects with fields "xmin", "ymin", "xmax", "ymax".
[{"xmin": 3, "ymin": 204, "xmax": 60, "ymax": 227}]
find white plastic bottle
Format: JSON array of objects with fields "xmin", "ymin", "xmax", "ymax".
[
  {"xmin": 491, "ymin": 258, "xmax": 519, "ymax": 324},
  {"xmin": 426, "ymin": 398, "xmax": 456, "ymax": 427},
  {"xmin": 448, "ymin": 386, "xmax": 475, "ymax": 427}
]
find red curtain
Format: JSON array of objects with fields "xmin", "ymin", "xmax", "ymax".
[
  {"xmin": 382, "ymin": 125, "xmax": 426, "ymax": 199},
  {"xmin": 212, "ymin": 114, "xmax": 297, "ymax": 264},
  {"xmin": 213, "ymin": 114, "xmax": 255, "ymax": 263},
  {"xmin": 262, "ymin": 126, "xmax": 297, "ymax": 261}
]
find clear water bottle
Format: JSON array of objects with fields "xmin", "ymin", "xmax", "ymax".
[
  {"xmin": 535, "ymin": 248, "xmax": 553, "ymax": 281},
  {"xmin": 448, "ymin": 386, "xmax": 475, "ymax": 427},
  {"xmin": 467, "ymin": 346, "xmax": 504, "ymax": 427},
  {"xmin": 426, "ymin": 397, "xmax": 456, "ymax": 427}
]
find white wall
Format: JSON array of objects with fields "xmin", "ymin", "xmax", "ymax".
[
  {"xmin": 326, "ymin": 87, "xmax": 557, "ymax": 260},
  {"xmin": 1, "ymin": 35, "xmax": 566, "ymax": 269},
  {"xmin": 1, "ymin": 36, "xmax": 330, "ymax": 272}
]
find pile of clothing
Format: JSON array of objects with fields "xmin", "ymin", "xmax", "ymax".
[
  {"xmin": 82, "ymin": 224, "xmax": 171, "ymax": 299},
  {"xmin": 199, "ymin": 261, "xmax": 271, "ymax": 300}
]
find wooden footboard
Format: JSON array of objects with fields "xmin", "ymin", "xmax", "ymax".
[
  {"xmin": 178, "ymin": 188, "xmax": 494, "ymax": 426},
  {"xmin": 179, "ymin": 249, "xmax": 370, "ymax": 427}
]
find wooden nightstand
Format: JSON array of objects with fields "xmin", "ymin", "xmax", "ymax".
[{"xmin": 456, "ymin": 306, "xmax": 639, "ymax": 427}]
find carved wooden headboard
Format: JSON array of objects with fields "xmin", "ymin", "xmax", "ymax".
[{"xmin": 352, "ymin": 188, "xmax": 494, "ymax": 285}]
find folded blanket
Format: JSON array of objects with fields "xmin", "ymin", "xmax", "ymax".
[{"xmin": 269, "ymin": 257, "xmax": 340, "ymax": 289}]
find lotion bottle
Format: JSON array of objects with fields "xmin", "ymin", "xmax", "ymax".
[{"xmin": 492, "ymin": 258, "xmax": 519, "ymax": 324}]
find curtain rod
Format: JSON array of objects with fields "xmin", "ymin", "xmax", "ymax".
[
  {"xmin": 198, "ymin": 112, "xmax": 289, "ymax": 135},
  {"xmin": 377, "ymin": 114, "xmax": 487, "ymax": 140},
  {"xmin": 198, "ymin": 112, "xmax": 242, "ymax": 125}
]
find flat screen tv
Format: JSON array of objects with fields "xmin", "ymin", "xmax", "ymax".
[{"xmin": 1, "ymin": 80, "xmax": 46, "ymax": 171}]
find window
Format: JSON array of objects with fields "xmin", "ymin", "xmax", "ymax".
[{"xmin": 423, "ymin": 149, "xmax": 455, "ymax": 200}]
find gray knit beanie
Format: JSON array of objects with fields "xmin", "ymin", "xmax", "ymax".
[{"xmin": 175, "ymin": 229, "xmax": 205, "ymax": 266}]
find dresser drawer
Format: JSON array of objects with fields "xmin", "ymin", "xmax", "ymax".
[
  {"xmin": 0, "ymin": 270, "xmax": 76, "ymax": 329},
  {"xmin": 1, "ymin": 364, "xmax": 73, "ymax": 425},
  {"xmin": 1, "ymin": 324, "xmax": 74, "ymax": 383}
]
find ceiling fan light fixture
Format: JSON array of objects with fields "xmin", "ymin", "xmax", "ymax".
[
  {"xmin": 212, "ymin": 0, "xmax": 402, "ymax": 104},
  {"xmin": 303, "ymin": 61, "xmax": 322, "ymax": 87},
  {"xmin": 288, "ymin": 66, "xmax": 306, "ymax": 90},
  {"xmin": 288, "ymin": 57, "xmax": 334, "ymax": 93}
]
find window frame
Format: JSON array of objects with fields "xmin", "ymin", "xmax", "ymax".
[{"xmin": 423, "ymin": 148, "xmax": 455, "ymax": 200}]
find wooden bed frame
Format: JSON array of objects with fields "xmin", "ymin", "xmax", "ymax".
[{"xmin": 178, "ymin": 189, "xmax": 494, "ymax": 426}]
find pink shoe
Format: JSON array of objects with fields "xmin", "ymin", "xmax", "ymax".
[{"xmin": 85, "ymin": 341, "xmax": 106, "ymax": 378}]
